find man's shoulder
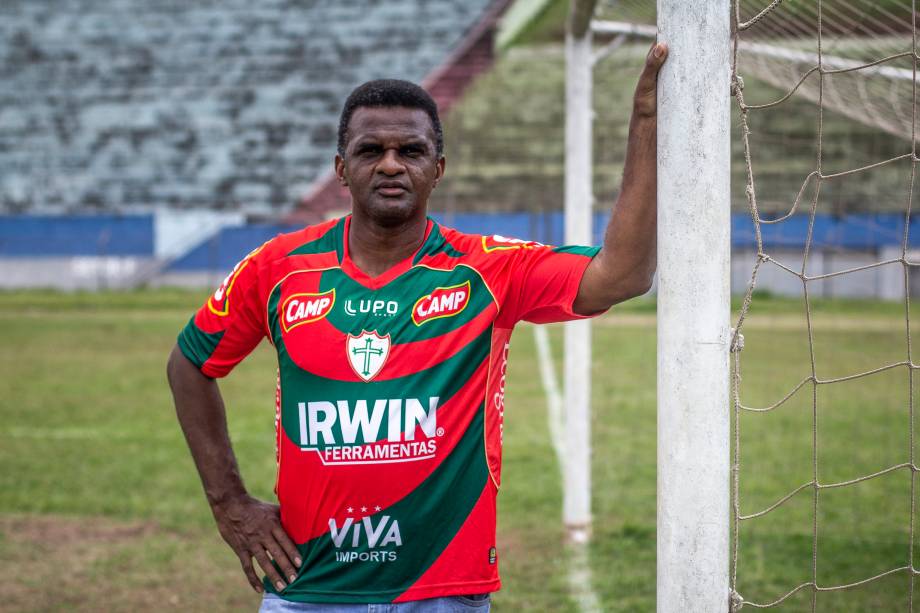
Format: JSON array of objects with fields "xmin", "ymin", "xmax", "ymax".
[
  {"xmin": 432, "ymin": 223, "xmax": 480, "ymax": 255},
  {"xmin": 434, "ymin": 223, "xmax": 547, "ymax": 262},
  {"xmin": 257, "ymin": 217, "xmax": 345, "ymax": 263}
]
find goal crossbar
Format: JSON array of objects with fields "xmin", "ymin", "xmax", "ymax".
[{"xmin": 593, "ymin": 19, "xmax": 916, "ymax": 82}]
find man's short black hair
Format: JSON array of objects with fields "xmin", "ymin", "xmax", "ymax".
[{"xmin": 337, "ymin": 79, "xmax": 444, "ymax": 157}]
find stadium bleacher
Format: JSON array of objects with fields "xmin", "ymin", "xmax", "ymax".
[{"xmin": 0, "ymin": 0, "xmax": 494, "ymax": 216}]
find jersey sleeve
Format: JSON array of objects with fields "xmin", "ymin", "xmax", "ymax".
[
  {"xmin": 177, "ymin": 242, "xmax": 270, "ymax": 378},
  {"xmin": 500, "ymin": 242, "xmax": 603, "ymax": 325}
]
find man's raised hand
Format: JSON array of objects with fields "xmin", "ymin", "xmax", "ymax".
[
  {"xmin": 572, "ymin": 41, "xmax": 667, "ymax": 314},
  {"xmin": 633, "ymin": 42, "xmax": 668, "ymax": 119},
  {"xmin": 212, "ymin": 495, "xmax": 302, "ymax": 593}
]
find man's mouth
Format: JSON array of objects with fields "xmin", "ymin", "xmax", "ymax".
[{"xmin": 375, "ymin": 182, "xmax": 408, "ymax": 197}]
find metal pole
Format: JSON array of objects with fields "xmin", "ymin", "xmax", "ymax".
[
  {"xmin": 656, "ymin": 1, "xmax": 731, "ymax": 611},
  {"xmin": 563, "ymin": 21, "xmax": 593, "ymax": 543}
]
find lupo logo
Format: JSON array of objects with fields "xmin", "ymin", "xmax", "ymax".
[
  {"xmin": 344, "ymin": 299, "xmax": 399, "ymax": 317},
  {"xmin": 281, "ymin": 289, "xmax": 335, "ymax": 332},
  {"xmin": 412, "ymin": 280, "xmax": 470, "ymax": 326}
]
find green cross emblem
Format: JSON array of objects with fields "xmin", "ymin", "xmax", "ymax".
[{"xmin": 351, "ymin": 337, "xmax": 384, "ymax": 377}]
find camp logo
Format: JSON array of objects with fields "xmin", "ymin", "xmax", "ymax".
[
  {"xmin": 347, "ymin": 330, "xmax": 390, "ymax": 382},
  {"xmin": 481, "ymin": 234, "xmax": 545, "ymax": 253},
  {"xmin": 330, "ymin": 510, "xmax": 402, "ymax": 563},
  {"xmin": 412, "ymin": 280, "xmax": 470, "ymax": 326},
  {"xmin": 297, "ymin": 396, "xmax": 441, "ymax": 465},
  {"xmin": 207, "ymin": 243, "xmax": 266, "ymax": 316},
  {"xmin": 281, "ymin": 289, "xmax": 335, "ymax": 332}
]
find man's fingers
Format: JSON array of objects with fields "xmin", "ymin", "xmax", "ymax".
[
  {"xmin": 633, "ymin": 42, "xmax": 668, "ymax": 116},
  {"xmin": 238, "ymin": 552, "xmax": 264, "ymax": 593},
  {"xmin": 253, "ymin": 548, "xmax": 288, "ymax": 592},
  {"xmin": 272, "ymin": 526, "xmax": 303, "ymax": 568},
  {"xmin": 264, "ymin": 537, "xmax": 299, "ymax": 584},
  {"xmin": 638, "ymin": 43, "xmax": 668, "ymax": 89},
  {"xmin": 213, "ymin": 498, "xmax": 298, "ymax": 593},
  {"xmin": 647, "ymin": 42, "xmax": 668, "ymax": 69}
]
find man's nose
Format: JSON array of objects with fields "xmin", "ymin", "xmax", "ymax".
[{"xmin": 377, "ymin": 149, "xmax": 404, "ymax": 175}]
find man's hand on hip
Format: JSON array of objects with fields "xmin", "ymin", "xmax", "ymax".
[
  {"xmin": 167, "ymin": 347, "xmax": 303, "ymax": 594},
  {"xmin": 212, "ymin": 495, "xmax": 302, "ymax": 593}
]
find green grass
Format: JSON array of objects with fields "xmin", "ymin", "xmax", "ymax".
[{"xmin": 0, "ymin": 289, "xmax": 915, "ymax": 611}]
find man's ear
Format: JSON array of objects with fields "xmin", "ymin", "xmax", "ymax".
[
  {"xmin": 335, "ymin": 154, "xmax": 347, "ymax": 186},
  {"xmin": 433, "ymin": 156, "xmax": 446, "ymax": 188}
]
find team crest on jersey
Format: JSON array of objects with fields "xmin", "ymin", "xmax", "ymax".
[
  {"xmin": 412, "ymin": 280, "xmax": 470, "ymax": 326},
  {"xmin": 347, "ymin": 330, "xmax": 390, "ymax": 382},
  {"xmin": 281, "ymin": 289, "xmax": 336, "ymax": 332},
  {"xmin": 481, "ymin": 234, "xmax": 545, "ymax": 253},
  {"xmin": 208, "ymin": 243, "xmax": 266, "ymax": 316}
]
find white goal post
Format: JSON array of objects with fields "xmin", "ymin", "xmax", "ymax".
[
  {"xmin": 565, "ymin": 0, "xmax": 918, "ymax": 608},
  {"xmin": 563, "ymin": 0, "xmax": 596, "ymax": 545},
  {"xmin": 655, "ymin": 1, "xmax": 731, "ymax": 611},
  {"xmin": 563, "ymin": 0, "xmax": 731, "ymax": 608}
]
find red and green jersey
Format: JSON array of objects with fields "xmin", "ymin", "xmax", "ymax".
[{"xmin": 177, "ymin": 216, "xmax": 601, "ymax": 604}]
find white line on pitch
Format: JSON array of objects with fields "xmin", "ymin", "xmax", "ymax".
[
  {"xmin": 532, "ymin": 325, "xmax": 603, "ymax": 613},
  {"xmin": 567, "ymin": 540, "xmax": 603, "ymax": 613},
  {"xmin": 533, "ymin": 325, "xmax": 565, "ymax": 470}
]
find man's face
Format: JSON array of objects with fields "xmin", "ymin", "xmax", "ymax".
[{"xmin": 335, "ymin": 106, "xmax": 445, "ymax": 227}]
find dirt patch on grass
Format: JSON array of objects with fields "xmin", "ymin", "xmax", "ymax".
[
  {"xmin": 2, "ymin": 514, "xmax": 158, "ymax": 544},
  {"xmin": 0, "ymin": 515, "xmax": 258, "ymax": 613}
]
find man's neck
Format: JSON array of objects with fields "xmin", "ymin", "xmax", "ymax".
[{"xmin": 347, "ymin": 213, "xmax": 428, "ymax": 278}]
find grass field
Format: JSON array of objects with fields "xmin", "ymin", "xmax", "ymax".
[{"xmin": 0, "ymin": 288, "xmax": 914, "ymax": 612}]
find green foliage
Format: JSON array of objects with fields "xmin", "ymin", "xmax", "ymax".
[
  {"xmin": 434, "ymin": 40, "xmax": 907, "ymax": 216},
  {"xmin": 497, "ymin": 0, "xmax": 568, "ymax": 50}
]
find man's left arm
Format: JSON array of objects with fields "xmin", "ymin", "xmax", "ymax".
[{"xmin": 573, "ymin": 42, "xmax": 668, "ymax": 315}]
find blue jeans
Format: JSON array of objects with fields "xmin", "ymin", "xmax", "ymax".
[{"xmin": 259, "ymin": 593, "xmax": 490, "ymax": 612}]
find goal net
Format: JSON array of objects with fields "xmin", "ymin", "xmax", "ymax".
[
  {"xmin": 730, "ymin": 0, "xmax": 917, "ymax": 610},
  {"xmin": 591, "ymin": 0, "xmax": 918, "ymax": 609}
]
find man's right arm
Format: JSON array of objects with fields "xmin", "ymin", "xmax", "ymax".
[{"xmin": 166, "ymin": 344, "xmax": 301, "ymax": 593}]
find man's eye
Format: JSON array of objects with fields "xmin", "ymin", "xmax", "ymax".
[
  {"xmin": 357, "ymin": 145, "xmax": 381, "ymax": 156},
  {"xmin": 401, "ymin": 147, "xmax": 423, "ymax": 157}
]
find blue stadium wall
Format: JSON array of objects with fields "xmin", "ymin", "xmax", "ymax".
[{"xmin": 2, "ymin": 213, "xmax": 917, "ymax": 298}]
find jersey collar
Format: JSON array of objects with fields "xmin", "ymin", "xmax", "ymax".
[{"xmin": 339, "ymin": 215, "xmax": 436, "ymax": 290}]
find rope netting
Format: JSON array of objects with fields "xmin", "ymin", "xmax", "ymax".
[
  {"xmin": 598, "ymin": 0, "xmax": 915, "ymax": 144},
  {"xmin": 729, "ymin": 0, "xmax": 917, "ymax": 609},
  {"xmin": 592, "ymin": 0, "xmax": 918, "ymax": 609}
]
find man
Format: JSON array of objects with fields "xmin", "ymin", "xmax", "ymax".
[{"xmin": 167, "ymin": 43, "xmax": 667, "ymax": 611}]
